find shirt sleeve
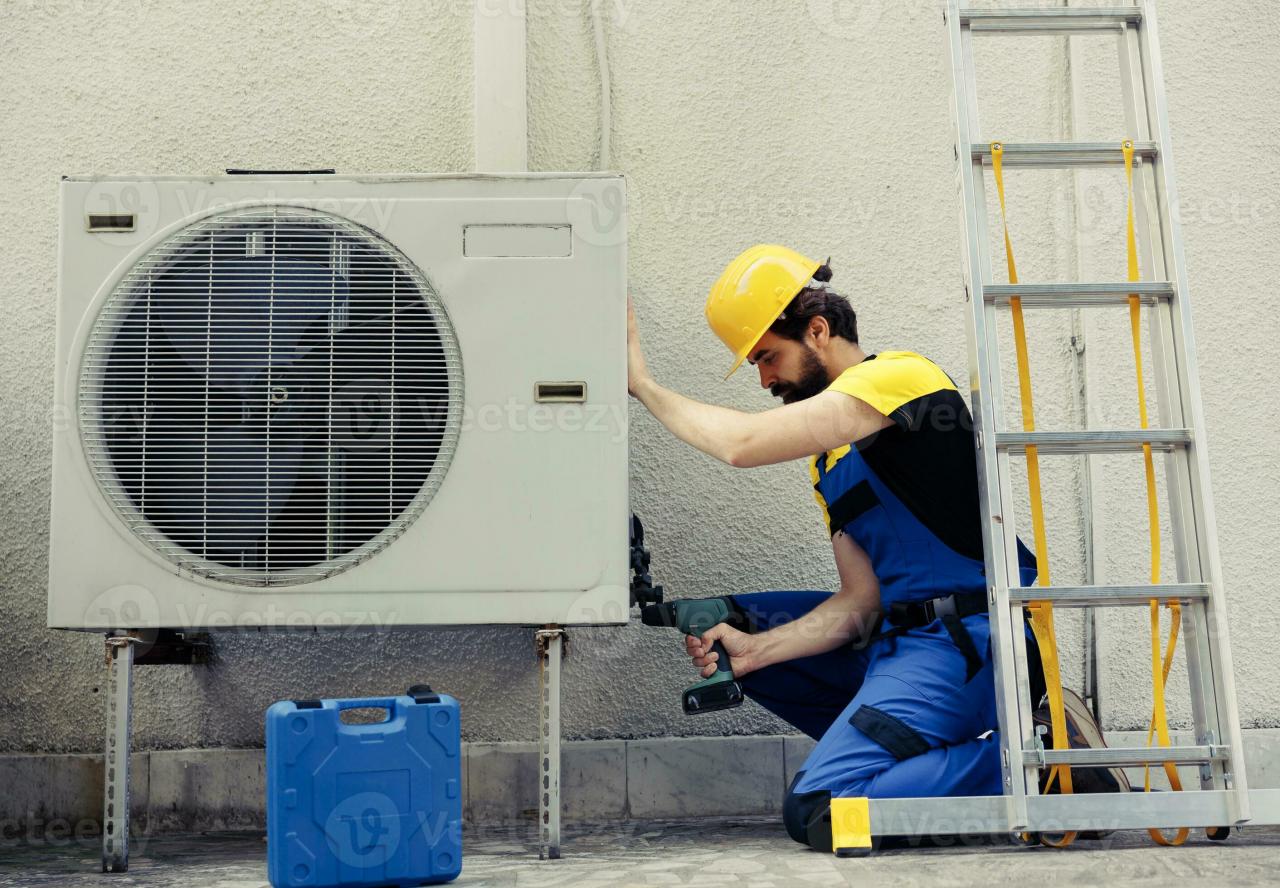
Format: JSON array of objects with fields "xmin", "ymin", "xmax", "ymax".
[{"xmin": 825, "ymin": 351, "xmax": 958, "ymax": 428}]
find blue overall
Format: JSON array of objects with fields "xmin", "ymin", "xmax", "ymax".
[{"xmin": 733, "ymin": 438, "xmax": 1037, "ymax": 846}]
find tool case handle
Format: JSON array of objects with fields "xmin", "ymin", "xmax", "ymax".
[{"xmin": 335, "ymin": 696, "xmax": 400, "ymax": 713}]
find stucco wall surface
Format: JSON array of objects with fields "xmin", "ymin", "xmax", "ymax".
[{"xmin": 0, "ymin": 0, "xmax": 1276, "ymax": 754}]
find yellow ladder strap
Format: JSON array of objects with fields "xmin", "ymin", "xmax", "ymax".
[
  {"xmin": 991, "ymin": 142, "xmax": 1076, "ymax": 847},
  {"xmin": 1124, "ymin": 139, "xmax": 1189, "ymax": 846}
]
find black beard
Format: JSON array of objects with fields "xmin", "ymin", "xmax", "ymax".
[{"xmin": 770, "ymin": 346, "xmax": 830, "ymax": 404}]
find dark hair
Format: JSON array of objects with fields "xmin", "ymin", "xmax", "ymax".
[{"xmin": 769, "ymin": 262, "xmax": 859, "ymax": 344}]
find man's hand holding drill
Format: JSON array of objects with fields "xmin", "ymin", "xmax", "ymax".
[{"xmin": 686, "ymin": 624, "xmax": 757, "ymax": 679}]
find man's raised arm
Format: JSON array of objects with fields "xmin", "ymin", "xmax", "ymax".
[{"xmin": 627, "ymin": 298, "xmax": 889, "ymax": 468}]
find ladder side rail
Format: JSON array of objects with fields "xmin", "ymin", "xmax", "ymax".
[
  {"xmin": 965, "ymin": 48, "xmax": 1042, "ymax": 799},
  {"xmin": 972, "ymin": 29, "xmax": 1041, "ymax": 795},
  {"xmin": 964, "ymin": 21, "xmax": 1041, "ymax": 819},
  {"xmin": 994, "ymin": 438, "xmax": 1042, "ymax": 806},
  {"xmin": 1136, "ymin": 0, "xmax": 1251, "ymax": 820},
  {"xmin": 946, "ymin": 1, "xmax": 1032, "ymax": 831},
  {"xmin": 1118, "ymin": 19, "xmax": 1227, "ymax": 798},
  {"xmin": 868, "ymin": 788, "xmax": 1280, "ymax": 836}
]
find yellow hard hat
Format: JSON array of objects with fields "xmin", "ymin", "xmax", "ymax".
[{"xmin": 705, "ymin": 244, "xmax": 823, "ymax": 379}]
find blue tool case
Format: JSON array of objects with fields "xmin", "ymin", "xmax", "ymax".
[{"xmin": 266, "ymin": 691, "xmax": 462, "ymax": 887}]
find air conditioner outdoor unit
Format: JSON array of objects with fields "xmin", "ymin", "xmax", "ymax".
[{"xmin": 49, "ymin": 173, "xmax": 629, "ymax": 631}]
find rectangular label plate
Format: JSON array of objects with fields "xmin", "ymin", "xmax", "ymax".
[{"xmin": 464, "ymin": 223, "xmax": 572, "ymax": 258}]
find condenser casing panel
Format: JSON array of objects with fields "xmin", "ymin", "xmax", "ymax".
[{"xmin": 49, "ymin": 173, "xmax": 629, "ymax": 630}]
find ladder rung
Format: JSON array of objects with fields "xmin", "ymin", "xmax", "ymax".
[
  {"xmin": 972, "ymin": 141, "xmax": 1158, "ymax": 167},
  {"xmin": 1024, "ymin": 745, "xmax": 1229, "ymax": 768},
  {"xmin": 1010, "ymin": 583, "xmax": 1210, "ymax": 607},
  {"xmin": 995, "ymin": 429, "xmax": 1191, "ymax": 454},
  {"xmin": 983, "ymin": 281, "xmax": 1174, "ymax": 308},
  {"xmin": 959, "ymin": 7, "xmax": 1142, "ymax": 34}
]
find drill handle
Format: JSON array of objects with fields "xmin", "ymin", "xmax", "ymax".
[{"xmin": 708, "ymin": 639, "xmax": 733, "ymax": 675}]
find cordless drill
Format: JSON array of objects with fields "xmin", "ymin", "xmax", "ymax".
[
  {"xmin": 629, "ymin": 513, "xmax": 749, "ymax": 714},
  {"xmin": 641, "ymin": 597, "xmax": 748, "ymax": 714}
]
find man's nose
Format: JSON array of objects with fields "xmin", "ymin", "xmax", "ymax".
[{"xmin": 758, "ymin": 365, "xmax": 775, "ymax": 390}]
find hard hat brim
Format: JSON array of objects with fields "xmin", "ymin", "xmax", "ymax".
[
  {"xmin": 724, "ymin": 340, "xmax": 759, "ymax": 380},
  {"xmin": 724, "ymin": 352, "xmax": 749, "ymax": 380}
]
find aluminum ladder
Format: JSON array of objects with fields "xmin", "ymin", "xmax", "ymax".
[{"xmin": 889, "ymin": 0, "xmax": 1280, "ymax": 845}]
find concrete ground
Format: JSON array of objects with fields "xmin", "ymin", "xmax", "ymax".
[{"xmin": 3, "ymin": 818, "xmax": 1280, "ymax": 887}]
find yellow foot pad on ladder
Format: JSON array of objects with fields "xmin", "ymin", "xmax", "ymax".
[{"xmin": 831, "ymin": 797, "xmax": 873, "ymax": 858}]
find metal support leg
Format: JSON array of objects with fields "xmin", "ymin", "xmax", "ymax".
[
  {"xmin": 535, "ymin": 626, "xmax": 565, "ymax": 860},
  {"xmin": 102, "ymin": 634, "xmax": 137, "ymax": 873}
]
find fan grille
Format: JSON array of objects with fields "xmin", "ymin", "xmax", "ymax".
[{"xmin": 79, "ymin": 206, "xmax": 463, "ymax": 587}]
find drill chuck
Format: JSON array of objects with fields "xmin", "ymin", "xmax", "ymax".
[{"xmin": 640, "ymin": 602, "xmax": 677, "ymax": 628}]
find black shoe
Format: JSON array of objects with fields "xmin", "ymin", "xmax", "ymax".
[
  {"xmin": 1033, "ymin": 688, "xmax": 1130, "ymax": 794},
  {"xmin": 1033, "ymin": 688, "xmax": 1128, "ymax": 840}
]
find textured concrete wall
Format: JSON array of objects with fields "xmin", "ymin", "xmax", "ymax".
[{"xmin": 1, "ymin": 0, "xmax": 1277, "ymax": 756}]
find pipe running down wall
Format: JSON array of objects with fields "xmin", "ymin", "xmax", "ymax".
[{"xmin": 473, "ymin": 0, "xmax": 528, "ymax": 172}]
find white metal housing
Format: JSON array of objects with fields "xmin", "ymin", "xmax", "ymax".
[{"xmin": 49, "ymin": 173, "xmax": 629, "ymax": 630}]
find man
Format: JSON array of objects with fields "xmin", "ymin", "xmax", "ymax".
[{"xmin": 627, "ymin": 244, "xmax": 1118, "ymax": 851}]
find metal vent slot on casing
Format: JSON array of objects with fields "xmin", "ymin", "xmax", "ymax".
[
  {"xmin": 534, "ymin": 381, "xmax": 587, "ymax": 403},
  {"xmin": 87, "ymin": 214, "xmax": 136, "ymax": 232}
]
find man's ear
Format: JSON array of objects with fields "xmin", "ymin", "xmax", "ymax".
[{"xmin": 808, "ymin": 315, "xmax": 830, "ymax": 347}]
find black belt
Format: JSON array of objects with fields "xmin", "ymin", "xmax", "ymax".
[
  {"xmin": 861, "ymin": 591, "xmax": 989, "ymax": 681},
  {"xmin": 887, "ymin": 590, "xmax": 989, "ymax": 629}
]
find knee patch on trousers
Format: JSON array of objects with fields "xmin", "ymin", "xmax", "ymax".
[
  {"xmin": 782, "ymin": 771, "xmax": 833, "ymax": 852},
  {"xmin": 850, "ymin": 705, "xmax": 931, "ymax": 761}
]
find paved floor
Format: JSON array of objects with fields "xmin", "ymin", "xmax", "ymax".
[{"xmin": 3, "ymin": 818, "xmax": 1280, "ymax": 887}]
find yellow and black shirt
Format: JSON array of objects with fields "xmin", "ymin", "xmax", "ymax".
[{"xmin": 810, "ymin": 351, "xmax": 983, "ymax": 562}]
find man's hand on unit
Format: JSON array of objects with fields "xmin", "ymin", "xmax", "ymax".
[{"xmin": 626, "ymin": 295, "xmax": 652, "ymax": 397}]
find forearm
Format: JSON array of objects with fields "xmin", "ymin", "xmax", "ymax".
[
  {"xmin": 633, "ymin": 376, "xmax": 753, "ymax": 466},
  {"xmin": 750, "ymin": 587, "xmax": 880, "ymax": 671}
]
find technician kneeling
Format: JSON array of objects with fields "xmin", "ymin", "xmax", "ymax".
[{"xmin": 626, "ymin": 245, "xmax": 1044, "ymax": 851}]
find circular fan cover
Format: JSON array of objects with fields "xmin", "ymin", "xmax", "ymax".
[{"xmin": 80, "ymin": 206, "xmax": 463, "ymax": 586}]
